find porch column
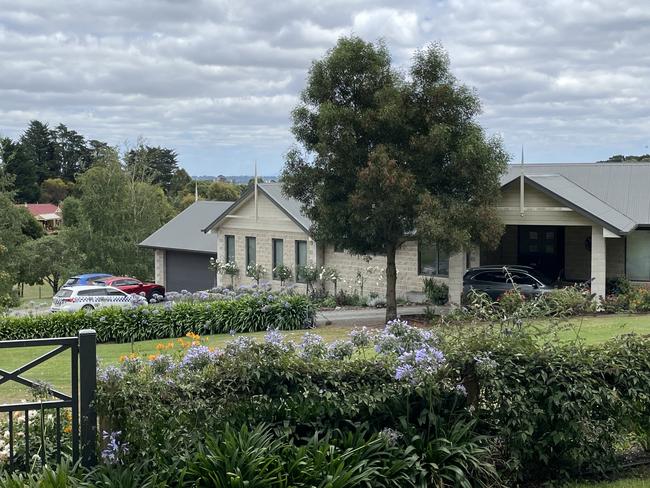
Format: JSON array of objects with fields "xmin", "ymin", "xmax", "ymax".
[
  {"xmin": 448, "ymin": 251, "xmax": 466, "ymax": 307},
  {"xmin": 591, "ymin": 225, "xmax": 606, "ymax": 299},
  {"xmin": 154, "ymin": 249, "xmax": 166, "ymax": 287}
]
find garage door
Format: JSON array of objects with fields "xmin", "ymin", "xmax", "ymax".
[{"xmin": 165, "ymin": 251, "xmax": 216, "ymax": 292}]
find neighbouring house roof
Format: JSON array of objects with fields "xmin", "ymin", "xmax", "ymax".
[
  {"xmin": 140, "ymin": 201, "xmax": 233, "ymax": 254},
  {"xmin": 502, "ymin": 163, "xmax": 650, "ymax": 234},
  {"xmin": 203, "ymin": 182, "xmax": 312, "ymax": 234},
  {"xmin": 22, "ymin": 203, "xmax": 61, "ymax": 220}
]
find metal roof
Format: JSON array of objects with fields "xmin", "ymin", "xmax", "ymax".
[
  {"xmin": 203, "ymin": 182, "xmax": 312, "ymax": 233},
  {"xmin": 503, "ymin": 163, "xmax": 650, "ymax": 233},
  {"xmin": 140, "ymin": 201, "xmax": 233, "ymax": 253}
]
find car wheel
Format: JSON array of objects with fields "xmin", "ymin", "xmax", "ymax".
[
  {"xmin": 81, "ymin": 304, "xmax": 94, "ymax": 312},
  {"xmin": 148, "ymin": 288, "xmax": 164, "ymax": 301}
]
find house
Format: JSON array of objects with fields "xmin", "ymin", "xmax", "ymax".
[
  {"xmin": 142, "ymin": 163, "xmax": 650, "ymax": 304},
  {"xmin": 139, "ymin": 201, "xmax": 233, "ymax": 291},
  {"xmin": 22, "ymin": 203, "xmax": 62, "ymax": 233}
]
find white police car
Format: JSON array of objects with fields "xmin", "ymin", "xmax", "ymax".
[{"xmin": 51, "ymin": 285, "xmax": 133, "ymax": 313}]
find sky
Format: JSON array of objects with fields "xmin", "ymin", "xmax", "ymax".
[{"xmin": 1, "ymin": 0, "xmax": 649, "ymax": 176}]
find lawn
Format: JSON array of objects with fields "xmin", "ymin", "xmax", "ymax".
[
  {"xmin": 569, "ymin": 478, "xmax": 650, "ymax": 487},
  {"xmin": 0, "ymin": 324, "xmax": 358, "ymax": 403},
  {"xmin": 2, "ymin": 313, "xmax": 650, "ymax": 403}
]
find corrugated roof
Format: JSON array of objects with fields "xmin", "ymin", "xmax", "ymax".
[
  {"xmin": 140, "ymin": 201, "xmax": 232, "ymax": 253},
  {"xmin": 502, "ymin": 163, "xmax": 650, "ymax": 229},
  {"xmin": 21, "ymin": 203, "xmax": 60, "ymax": 217},
  {"xmin": 524, "ymin": 174, "xmax": 636, "ymax": 233}
]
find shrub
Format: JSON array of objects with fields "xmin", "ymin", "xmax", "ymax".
[
  {"xmin": 273, "ymin": 264, "xmax": 292, "ymax": 286},
  {"xmin": 336, "ymin": 290, "xmax": 363, "ymax": 307},
  {"xmin": 496, "ymin": 289, "xmax": 525, "ymax": 315},
  {"xmin": 423, "ymin": 278, "xmax": 449, "ymax": 305},
  {"xmin": 0, "ymin": 292, "xmax": 314, "ymax": 343},
  {"xmin": 627, "ymin": 286, "xmax": 650, "ymax": 312}
]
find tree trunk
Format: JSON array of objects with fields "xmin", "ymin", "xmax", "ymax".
[{"xmin": 385, "ymin": 244, "xmax": 398, "ymax": 322}]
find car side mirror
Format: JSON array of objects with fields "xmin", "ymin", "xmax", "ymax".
[{"xmin": 532, "ymin": 282, "xmax": 539, "ymax": 289}]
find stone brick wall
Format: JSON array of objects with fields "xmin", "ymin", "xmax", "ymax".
[
  {"xmin": 216, "ymin": 227, "xmax": 313, "ymax": 291},
  {"xmin": 154, "ymin": 249, "xmax": 166, "ymax": 287},
  {"xmin": 321, "ymin": 240, "xmax": 458, "ymax": 300}
]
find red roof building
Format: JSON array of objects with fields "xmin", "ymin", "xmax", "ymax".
[{"xmin": 21, "ymin": 203, "xmax": 62, "ymax": 233}]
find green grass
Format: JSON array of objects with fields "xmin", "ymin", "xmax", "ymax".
[
  {"xmin": 534, "ymin": 314, "xmax": 650, "ymax": 344},
  {"xmin": 2, "ymin": 313, "xmax": 650, "ymax": 404},
  {"xmin": 0, "ymin": 324, "xmax": 358, "ymax": 403},
  {"xmin": 18, "ymin": 283, "xmax": 53, "ymax": 301}
]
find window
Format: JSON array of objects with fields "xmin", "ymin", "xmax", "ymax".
[
  {"xmin": 627, "ymin": 230, "xmax": 650, "ymax": 281},
  {"xmin": 122, "ymin": 279, "xmax": 141, "ymax": 286},
  {"xmin": 295, "ymin": 240, "xmax": 307, "ymax": 282},
  {"xmin": 272, "ymin": 239, "xmax": 284, "ymax": 279},
  {"xmin": 246, "ymin": 237, "xmax": 256, "ymax": 267},
  {"xmin": 418, "ymin": 242, "xmax": 449, "ymax": 277},
  {"xmin": 78, "ymin": 289, "xmax": 106, "ymax": 297},
  {"xmin": 510, "ymin": 273, "xmax": 537, "ymax": 286},
  {"xmin": 474, "ymin": 271, "xmax": 507, "ymax": 283},
  {"xmin": 107, "ymin": 288, "xmax": 127, "ymax": 296},
  {"xmin": 225, "ymin": 235, "xmax": 235, "ymax": 263}
]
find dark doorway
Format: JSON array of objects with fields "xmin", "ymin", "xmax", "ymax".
[{"xmin": 517, "ymin": 226, "xmax": 565, "ymax": 281}]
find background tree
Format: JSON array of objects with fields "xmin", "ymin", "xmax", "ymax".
[
  {"xmin": 601, "ymin": 154, "xmax": 650, "ymax": 163},
  {"xmin": 40, "ymin": 178, "xmax": 73, "ymax": 203},
  {"xmin": 282, "ymin": 37, "xmax": 508, "ymax": 320},
  {"xmin": 20, "ymin": 120, "xmax": 58, "ymax": 183},
  {"xmin": 0, "ymin": 192, "xmax": 34, "ymax": 305},
  {"xmin": 168, "ymin": 168, "xmax": 192, "ymax": 196},
  {"xmin": 52, "ymin": 123, "xmax": 92, "ymax": 180},
  {"xmin": 19, "ymin": 233, "xmax": 80, "ymax": 293},
  {"xmin": 206, "ymin": 180, "xmax": 241, "ymax": 201},
  {"xmin": 124, "ymin": 144, "xmax": 180, "ymax": 194},
  {"xmin": 66, "ymin": 156, "xmax": 175, "ymax": 279},
  {"xmin": 1, "ymin": 137, "xmax": 39, "ymax": 202}
]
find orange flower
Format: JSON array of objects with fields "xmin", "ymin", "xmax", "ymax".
[
  {"xmin": 156, "ymin": 343, "xmax": 165, "ymax": 351},
  {"xmin": 148, "ymin": 354, "xmax": 158, "ymax": 361}
]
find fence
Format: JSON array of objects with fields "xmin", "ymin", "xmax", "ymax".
[{"xmin": 0, "ymin": 329, "xmax": 97, "ymax": 471}]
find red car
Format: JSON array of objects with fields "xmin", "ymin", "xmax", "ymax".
[{"xmin": 94, "ymin": 276, "xmax": 165, "ymax": 300}]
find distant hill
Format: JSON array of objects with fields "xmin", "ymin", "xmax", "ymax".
[{"xmin": 192, "ymin": 175, "xmax": 278, "ymax": 183}]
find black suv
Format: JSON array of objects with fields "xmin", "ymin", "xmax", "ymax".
[{"xmin": 463, "ymin": 265, "xmax": 555, "ymax": 300}]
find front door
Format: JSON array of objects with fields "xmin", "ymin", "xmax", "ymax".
[{"xmin": 517, "ymin": 226, "xmax": 564, "ymax": 281}]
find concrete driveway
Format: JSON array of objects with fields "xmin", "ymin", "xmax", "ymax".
[{"xmin": 315, "ymin": 305, "xmax": 431, "ymax": 327}]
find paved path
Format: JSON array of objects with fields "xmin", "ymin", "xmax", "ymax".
[{"xmin": 315, "ymin": 305, "xmax": 431, "ymax": 327}]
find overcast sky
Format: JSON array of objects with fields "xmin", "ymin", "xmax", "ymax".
[{"xmin": 1, "ymin": 0, "xmax": 649, "ymax": 175}]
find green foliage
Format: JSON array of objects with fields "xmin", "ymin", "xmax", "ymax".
[
  {"xmin": 39, "ymin": 178, "xmax": 72, "ymax": 204},
  {"xmin": 206, "ymin": 180, "xmax": 240, "ymax": 201},
  {"xmin": 18, "ymin": 233, "xmax": 81, "ymax": 293},
  {"xmin": 0, "ymin": 192, "xmax": 33, "ymax": 303},
  {"xmin": 273, "ymin": 264, "xmax": 292, "ymax": 285},
  {"xmin": 602, "ymin": 154, "xmax": 650, "ymax": 163},
  {"xmin": 423, "ymin": 278, "xmax": 449, "ymax": 305},
  {"xmin": 66, "ymin": 158, "xmax": 175, "ymax": 279},
  {"xmin": 124, "ymin": 143, "xmax": 179, "ymax": 194},
  {"xmin": 453, "ymin": 285, "xmax": 596, "ymax": 322},
  {"xmin": 1, "ymin": 136, "xmax": 39, "ymax": 203},
  {"xmin": 0, "ymin": 293, "xmax": 314, "ymax": 343},
  {"xmin": 282, "ymin": 37, "xmax": 508, "ymax": 319}
]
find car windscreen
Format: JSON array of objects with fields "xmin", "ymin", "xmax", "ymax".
[
  {"xmin": 55, "ymin": 289, "xmax": 73, "ymax": 298},
  {"xmin": 527, "ymin": 269, "xmax": 553, "ymax": 285}
]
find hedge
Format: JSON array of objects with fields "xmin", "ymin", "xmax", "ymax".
[{"xmin": 0, "ymin": 294, "xmax": 314, "ymax": 343}]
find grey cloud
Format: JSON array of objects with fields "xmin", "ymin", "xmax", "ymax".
[{"xmin": 0, "ymin": 0, "xmax": 648, "ymax": 173}]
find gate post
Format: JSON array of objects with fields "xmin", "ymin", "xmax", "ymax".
[{"xmin": 79, "ymin": 329, "xmax": 97, "ymax": 468}]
